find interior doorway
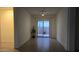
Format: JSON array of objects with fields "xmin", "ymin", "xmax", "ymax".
[{"xmin": 37, "ymin": 20, "xmax": 49, "ymax": 37}]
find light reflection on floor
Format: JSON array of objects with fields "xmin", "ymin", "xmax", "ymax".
[
  {"xmin": 36, "ymin": 37, "xmax": 50, "ymax": 51},
  {"xmin": 18, "ymin": 37, "xmax": 65, "ymax": 52}
]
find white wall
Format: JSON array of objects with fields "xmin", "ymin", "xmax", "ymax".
[
  {"xmin": 57, "ymin": 8, "xmax": 68, "ymax": 50},
  {"xmin": 14, "ymin": 8, "xmax": 31, "ymax": 48}
]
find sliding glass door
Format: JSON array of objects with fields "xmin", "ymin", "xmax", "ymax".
[{"xmin": 37, "ymin": 20, "xmax": 49, "ymax": 37}]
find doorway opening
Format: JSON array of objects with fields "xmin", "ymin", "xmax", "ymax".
[{"xmin": 37, "ymin": 20, "xmax": 49, "ymax": 37}]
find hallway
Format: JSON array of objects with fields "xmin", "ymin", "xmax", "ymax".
[
  {"xmin": 18, "ymin": 37, "xmax": 65, "ymax": 52},
  {"xmin": 0, "ymin": 7, "xmax": 70, "ymax": 52}
]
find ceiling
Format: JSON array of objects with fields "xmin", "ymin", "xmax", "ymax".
[{"xmin": 25, "ymin": 7, "xmax": 63, "ymax": 16}]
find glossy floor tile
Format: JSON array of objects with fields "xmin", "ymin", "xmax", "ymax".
[{"xmin": 18, "ymin": 37, "xmax": 65, "ymax": 52}]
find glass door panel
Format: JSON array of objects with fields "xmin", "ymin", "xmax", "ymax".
[
  {"xmin": 37, "ymin": 20, "xmax": 49, "ymax": 37},
  {"xmin": 38, "ymin": 21, "xmax": 43, "ymax": 36},
  {"xmin": 43, "ymin": 21, "xmax": 49, "ymax": 37}
]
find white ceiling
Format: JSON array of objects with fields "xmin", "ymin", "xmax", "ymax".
[{"xmin": 25, "ymin": 7, "xmax": 63, "ymax": 16}]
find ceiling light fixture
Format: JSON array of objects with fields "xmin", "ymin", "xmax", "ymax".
[
  {"xmin": 40, "ymin": 9, "xmax": 48, "ymax": 16},
  {"xmin": 42, "ymin": 13, "xmax": 44, "ymax": 16}
]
